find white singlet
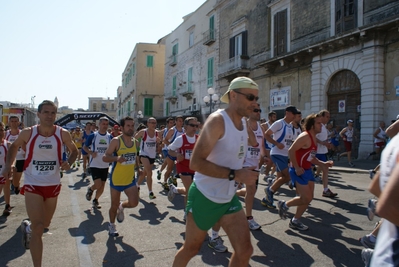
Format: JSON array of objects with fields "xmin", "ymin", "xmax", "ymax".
[
  {"xmin": 5, "ymin": 130, "xmax": 25, "ymax": 160},
  {"xmin": 269, "ymin": 119, "xmax": 293, "ymax": 157},
  {"xmin": 243, "ymin": 122, "xmax": 263, "ymax": 170}
]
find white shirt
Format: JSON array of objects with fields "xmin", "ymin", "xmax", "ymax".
[{"xmin": 316, "ymin": 124, "xmax": 328, "ymax": 154}]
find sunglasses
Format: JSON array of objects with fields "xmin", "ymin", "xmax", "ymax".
[
  {"xmin": 234, "ymin": 90, "xmax": 259, "ymax": 101},
  {"xmin": 148, "ymin": 121, "xmax": 157, "ymax": 124},
  {"xmin": 254, "ymin": 109, "xmax": 262, "ymax": 113},
  {"xmin": 188, "ymin": 124, "xmax": 199, "ymax": 128}
]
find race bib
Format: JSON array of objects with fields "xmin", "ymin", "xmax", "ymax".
[
  {"xmin": 32, "ymin": 160, "xmax": 56, "ymax": 176},
  {"xmin": 247, "ymin": 147, "xmax": 260, "ymax": 159},
  {"xmin": 96, "ymin": 147, "xmax": 107, "ymax": 155},
  {"xmin": 307, "ymin": 150, "xmax": 316, "ymax": 162},
  {"xmin": 146, "ymin": 141, "xmax": 156, "ymax": 148},
  {"xmin": 121, "ymin": 153, "xmax": 136, "ymax": 165},
  {"xmin": 184, "ymin": 149, "xmax": 193, "ymax": 160}
]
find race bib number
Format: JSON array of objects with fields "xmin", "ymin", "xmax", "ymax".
[
  {"xmin": 121, "ymin": 153, "xmax": 136, "ymax": 165},
  {"xmin": 32, "ymin": 160, "xmax": 56, "ymax": 176},
  {"xmin": 184, "ymin": 149, "xmax": 193, "ymax": 160},
  {"xmin": 96, "ymin": 147, "xmax": 107, "ymax": 155},
  {"xmin": 285, "ymin": 138, "xmax": 293, "ymax": 148},
  {"xmin": 247, "ymin": 147, "xmax": 260, "ymax": 159},
  {"xmin": 307, "ymin": 150, "xmax": 316, "ymax": 162},
  {"xmin": 146, "ymin": 142, "xmax": 156, "ymax": 148}
]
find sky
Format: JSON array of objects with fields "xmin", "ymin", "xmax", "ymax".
[{"xmin": 0, "ymin": 0, "xmax": 206, "ymax": 110}]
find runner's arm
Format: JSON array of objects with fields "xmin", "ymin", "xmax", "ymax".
[{"xmin": 376, "ymin": 163, "xmax": 399, "ymax": 226}]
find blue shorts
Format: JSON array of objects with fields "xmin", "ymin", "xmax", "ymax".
[
  {"xmin": 289, "ymin": 168, "xmax": 315, "ymax": 185},
  {"xmin": 162, "ymin": 150, "xmax": 168, "ymax": 158},
  {"xmin": 264, "ymin": 139, "xmax": 271, "ymax": 150},
  {"xmin": 331, "ymin": 139, "xmax": 339, "ymax": 147},
  {"xmin": 271, "ymin": 154, "xmax": 288, "ymax": 172},
  {"xmin": 167, "ymin": 153, "xmax": 177, "ymax": 161},
  {"xmin": 82, "ymin": 149, "xmax": 88, "ymax": 156},
  {"xmin": 110, "ymin": 178, "xmax": 136, "ymax": 192},
  {"xmin": 316, "ymin": 153, "xmax": 327, "ymax": 161}
]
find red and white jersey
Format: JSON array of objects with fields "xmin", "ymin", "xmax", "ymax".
[
  {"xmin": 23, "ymin": 125, "xmax": 63, "ymax": 186},
  {"xmin": 139, "ymin": 130, "xmax": 158, "ymax": 159},
  {"xmin": 0, "ymin": 140, "xmax": 7, "ymax": 178},
  {"xmin": 5, "ymin": 129, "xmax": 25, "ymax": 160}
]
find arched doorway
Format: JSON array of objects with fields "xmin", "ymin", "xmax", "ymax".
[{"xmin": 327, "ymin": 70, "xmax": 361, "ymax": 158}]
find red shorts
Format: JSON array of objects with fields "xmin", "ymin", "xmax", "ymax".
[
  {"xmin": 375, "ymin": 142, "xmax": 385, "ymax": 148},
  {"xmin": 21, "ymin": 184, "xmax": 61, "ymax": 200},
  {"xmin": 344, "ymin": 141, "xmax": 352, "ymax": 152},
  {"xmin": 0, "ymin": 177, "xmax": 6, "ymax": 185}
]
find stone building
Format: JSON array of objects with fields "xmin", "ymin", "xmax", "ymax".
[
  {"xmin": 117, "ymin": 43, "xmax": 165, "ymax": 123},
  {"xmin": 163, "ymin": 0, "xmax": 218, "ymax": 120},
  {"xmin": 88, "ymin": 97, "xmax": 117, "ymax": 119}
]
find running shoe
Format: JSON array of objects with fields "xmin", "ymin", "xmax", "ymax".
[
  {"xmin": 360, "ymin": 234, "xmax": 376, "ymax": 249},
  {"xmin": 86, "ymin": 187, "xmax": 93, "ymax": 201},
  {"xmin": 277, "ymin": 200, "xmax": 289, "ymax": 220},
  {"xmin": 77, "ymin": 161, "xmax": 80, "ymax": 167},
  {"xmin": 3, "ymin": 204, "xmax": 12, "ymax": 216},
  {"xmin": 60, "ymin": 171, "xmax": 64, "ymax": 178},
  {"xmin": 260, "ymin": 165, "xmax": 266, "ymax": 174},
  {"xmin": 361, "ymin": 248, "xmax": 373, "ymax": 267},
  {"xmin": 82, "ymin": 173, "xmax": 87, "ymax": 179},
  {"xmin": 367, "ymin": 199, "xmax": 378, "ymax": 221},
  {"xmin": 261, "ymin": 197, "xmax": 276, "ymax": 209},
  {"xmin": 157, "ymin": 170, "xmax": 161, "ymax": 180},
  {"xmin": 92, "ymin": 199, "xmax": 101, "ymax": 209},
  {"xmin": 248, "ymin": 217, "xmax": 261, "ymax": 230},
  {"xmin": 117, "ymin": 202, "xmax": 124, "ymax": 223},
  {"xmin": 21, "ymin": 219, "xmax": 32, "ymax": 249},
  {"xmin": 349, "ymin": 162, "xmax": 355, "ymax": 167},
  {"xmin": 72, "ymin": 162, "xmax": 76, "ymax": 168},
  {"xmin": 322, "ymin": 189, "xmax": 338, "ymax": 198},
  {"xmin": 264, "ymin": 185, "xmax": 275, "ymax": 207},
  {"xmin": 168, "ymin": 185, "xmax": 176, "ymax": 202},
  {"xmin": 289, "ymin": 218, "xmax": 309, "ymax": 231},
  {"xmin": 368, "ymin": 169, "xmax": 375, "ymax": 179},
  {"xmin": 108, "ymin": 223, "xmax": 119, "ymax": 237},
  {"xmin": 314, "ymin": 175, "xmax": 322, "ymax": 184},
  {"xmin": 208, "ymin": 236, "xmax": 228, "ymax": 253},
  {"xmin": 162, "ymin": 182, "xmax": 169, "ymax": 191},
  {"xmin": 149, "ymin": 192, "xmax": 156, "ymax": 199},
  {"xmin": 14, "ymin": 186, "xmax": 20, "ymax": 195}
]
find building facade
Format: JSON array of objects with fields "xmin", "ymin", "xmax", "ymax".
[
  {"xmin": 88, "ymin": 97, "xmax": 117, "ymax": 119},
  {"xmin": 117, "ymin": 43, "xmax": 165, "ymax": 123}
]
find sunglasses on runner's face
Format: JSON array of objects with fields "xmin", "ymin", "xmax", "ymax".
[
  {"xmin": 234, "ymin": 90, "xmax": 259, "ymax": 101},
  {"xmin": 254, "ymin": 109, "xmax": 262, "ymax": 113},
  {"xmin": 188, "ymin": 124, "xmax": 199, "ymax": 128}
]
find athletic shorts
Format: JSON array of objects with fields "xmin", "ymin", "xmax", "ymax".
[
  {"xmin": 21, "ymin": 184, "xmax": 61, "ymax": 200},
  {"xmin": 0, "ymin": 177, "xmax": 6, "ymax": 185},
  {"xmin": 344, "ymin": 141, "xmax": 352, "ymax": 152},
  {"xmin": 264, "ymin": 139, "xmax": 271, "ymax": 150},
  {"xmin": 90, "ymin": 167, "xmax": 109, "ymax": 181},
  {"xmin": 186, "ymin": 182, "xmax": 242, "ymax": 231},
  {"xmin": 331, "ymin": 139, "xmax": 339, "ymax": 147},
  {"xmin": 271, "ymin": 154, "xmax": 289, "ymax": 172},
  {"xmin": 180, "ymin": 172, "xmax": 195, "ymax": 179},
  {"xmin": 162, "ymin": 150, "xmax": 168, "ymax": 158},
  {"xmin": 289, "ymin": 168, "xmax": 315, "ymax": 186},
  {"xmin": 375, "ymin": 142, "xmax": 385, "ymax": 148},
  {"xmin": 140, "ymin": 155, "xmax": 155, "ymax": 165},
  {"xmin": 15, "ymin": 160, "xmax": 25, "ymax": 173},
  {"xmin": 82, "ymin": 149, "xmax": 88, "ymax": 156},
  {"xmin": 167, "ymin": 153, "xmax": 177, "ymax": 161},
  {"xmin": 316, "ymin": 153, "xmax": 327, "ymax": 161},
  {"xmin": 110, "ymin": 178, "xmax": 136, "ymax": 192}
]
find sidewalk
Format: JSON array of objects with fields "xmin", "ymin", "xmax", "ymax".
[{"xmin": 331, "ymin": 157, "xmax": 379, "ymax": 174}]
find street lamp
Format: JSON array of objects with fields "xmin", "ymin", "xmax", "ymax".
[
  {"xmin": 203, "ymin": 87, "xmax": 219, "ymax": 115},
  {"xmin": 136, "ymin": 110, "xmax": 143, "ymax": 124}
]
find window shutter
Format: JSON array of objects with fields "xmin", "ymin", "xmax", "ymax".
[
  {"xmin": 229, "ymin": 37, "xmax": 235, "ymax": 59},
  {"xmin": 242, "ymin": 30, "xmax": 248, "ymax": 56}
]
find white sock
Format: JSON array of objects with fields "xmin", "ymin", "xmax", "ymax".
[
  {"xmin": 26, "ymin": 224, "xmax": 32, "ymax": 233},
  {"xmin": 211, "ymin": 229, "xmax": 219, "ymax": 240},
  {"xmin": 324, "ymin": 188, "xmax": 329, "ymax": 192},
  {"xmin": 119, "ymin": 202, "xmax": 124, "ymax": 210},
  {"xmin": 172, "ymin": 186, "xmax": 178, "ymax": 194}
]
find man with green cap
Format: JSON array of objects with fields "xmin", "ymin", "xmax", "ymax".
[{"xmin": 172, "ymin": 77, "xmax": 259, "ymax": 267}]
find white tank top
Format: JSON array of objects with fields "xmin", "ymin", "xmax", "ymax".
[
  {"xmin": 374, "ymin": 127, "xmax": 386, "ymax": 143},
  {"xmin": 139, "ymin": 129, "xmax": 157, "ymax": 159},
  {"xmin": 243, "ymin": 122, "xmax": 263, "ymax": 170},
  {"xmin": 24, "ymin": 125, "xmax": 63, "ymax": 186},
  {"xmin": 5, "ymin": 130, "xmax": 25, "ymax": 160},
  {"xmin": 89, "ymin": 132, "xmax": 111, "ymax": 168},
  {"xmin": 344, "ymin": 127, "xmax": 353, "ymax": 142},
  {"xmin": 194, "ymin": 109, "xmax": 247, "ymax": 203},
  {"xmin": 316, "ymin": 124, "xmax": 328, "ymax": 154},
  {"xmin": 269, "ymin": 119, "xmax": 293, "ymax": 157},
  {"xmin": 0, "ymin": 140, "xmax": 7, "ymax": 178}
]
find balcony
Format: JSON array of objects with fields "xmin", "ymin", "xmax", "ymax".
[
  {"xmin": 169, "ymin": 54, "xmax": 178, "ymax": 67},
  {"xmin": 165, "ymin": 92, "xmax": 178, "ymax": 104},
  {"xmin": 218, "ymin": 55, "xmax": 250, "ymax": 80},
  {"xmin": 203, "ymin": 29, "xmax": 217, "ymax": 46}
]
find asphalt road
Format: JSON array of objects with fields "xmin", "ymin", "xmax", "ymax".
[{"xmin": 0, "ymin": 163, "xmax": 374, "ymax": 267}]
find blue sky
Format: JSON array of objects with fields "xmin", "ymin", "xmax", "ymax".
[{"xmin": 0, "ymin": 0, "xmax": 206, "ymax": 110}]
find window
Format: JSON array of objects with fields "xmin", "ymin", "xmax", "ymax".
[
  {"xmin": 189, "ymin": 32, "xmax": 194, "ymax": 47},
  {"xmin": 144, "ymin": 98, "xmax": 153, "ymax": 116},
  {"xmin": 207, "ymin": 58, "xmax": 214, "ymax": 87},
  {"xmin": 172, "ymin": 76, "xmax": 177, "ymax": 96},
  {"xmin": 166, "ymin": 102, "xmax": 169, "ymax": 116},
  {"xmin": 92, "ymin": 103, "xmax": 97, "ymax": 111},
  {"xmin": 132, "ymin": 63, "xmax": 135, "ymax": 75},
  {"xmin": 229, "ymin": 31, "xmax": 248, "ymax": 58},
  {"xmin": 209, "ymin": 15, "xmax": 215, "ymax": 39},
  {"xmin": 111, "ymin": 103, "xmax": 114, "ymax": 110},
  {"xmin": 146, "ymin": 55, "xmax": 153, "ymax": 67},
  {"xmin": 274, "ymin": 9, "xmax": 287, "ymax": 56},
  {"xmin": 335, "ymin": 0, "xmax": 357, "ymax": 34},
  {"xmin": 188, "ymin": 67, "xmax": 193, "ymax": 92}
]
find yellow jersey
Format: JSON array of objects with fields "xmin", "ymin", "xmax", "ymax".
[{"xmin": 110, "ymin": 136, "xmax": 137, "ymax": 186}]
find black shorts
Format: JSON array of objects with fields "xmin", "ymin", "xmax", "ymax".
[
  {"xmin": 90, "ymin": 167, "xmax": 109, "ymax": 181},
  {"xmin": 180, "ymin": 172, "xmax": 194, "ymax": 180},
  {"xmin": 140, "ymin": 155, "xmax": 155, "ymax": 165},
  {"xmin": 15, "ymin": 160, "xmax": 25, "ymax": 173}
]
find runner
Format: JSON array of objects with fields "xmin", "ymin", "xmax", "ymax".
[
  {"xmin": 0, "ymin": 122, "xmax": 12, "ymax": 216},
  {"xmin": 135, "ymin": 117, "xmax": 160, "ymax": 199},
  {"xmin": 5, "ymin": 116, "xmax": 25, "ymax": 196},
  {"xmin": 103, "ymin": 116, "xmax": 139, "ymax": 237},
  {"xmin": 83, "ymin": 117, "xmax": 112, "ymax": 208},
  {"xmin": 157, "ymin": 117, "xmax": 175, "ymax": 181},
  {"xmin": 261, "ymin": 106, "xmax": 298, "ymax": 208},
  {"xmin": 339, "ymin": 120, "xmax": 356, "ymax": 167},
  {"xmin": 71, "ymin": 126, "xmax": 83, "ymax": 168},
  {"xmin": 1, "ymin": 100, "xmax": 78, "ymax": 267},
  {"xmin": 277, "ymin": 113, "xmax": 333, "ymax": 231},
  {"xmin": 81, "ymin": 122, "xmax": 93, "ymax": 178},
  {"xmin": 260, "ymin": 111, "xmax": 277, "ymax": 180},
  {"xmin": 162, "ymin": 115, "xmax": 184, "ymax": 189},
  {"xmin": 172, "ymin": 76, "xmax": 259, "ymax": 267}
]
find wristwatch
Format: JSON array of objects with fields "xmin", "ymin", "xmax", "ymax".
[{"xmin": 228, "ymin": 169, "xmax": 235, "ymax": 181}]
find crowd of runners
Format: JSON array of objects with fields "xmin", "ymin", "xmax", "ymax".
[{"xmin": 1, "ymin": 77, "xmax": 398, "ymax": 266}]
